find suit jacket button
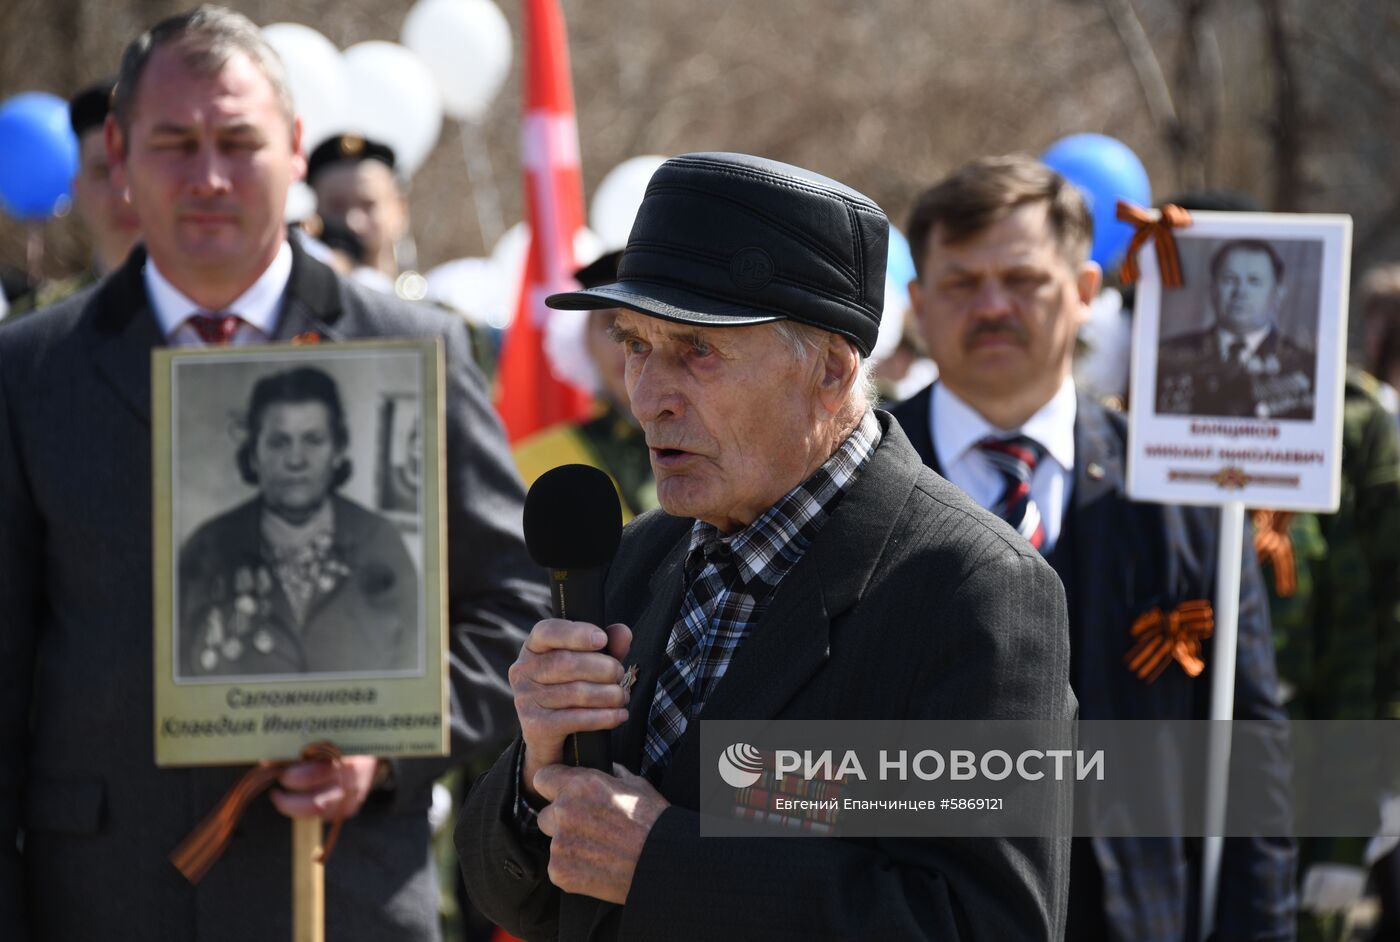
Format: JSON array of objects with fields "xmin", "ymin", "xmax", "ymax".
[{"xmin": 503, "ymin": 859, "xmax": 525, "ymax": 880}]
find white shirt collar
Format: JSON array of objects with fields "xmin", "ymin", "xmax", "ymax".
[
  {"xmin": 1217, "ymin": 324, "xmax": 1271, "ymax": 360},
  {"xmin": 933, "ymin": 376, "xmax": 1078, "ymax": 473},
  {"xmin": 144, "ymin": 241, "xmax": 293, "ymax": 338}
]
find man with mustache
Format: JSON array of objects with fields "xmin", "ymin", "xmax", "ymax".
[
  {"xmin": 458, "ymin": 152, "xmax": 1075, "ymax": 940},
  {"xmin": 890, "ymin": 155, "xmax": 1295, "ymax": 941},
  {"xmin": 0, "ymin": 7, "xmax": 547, "ymax": 939}
]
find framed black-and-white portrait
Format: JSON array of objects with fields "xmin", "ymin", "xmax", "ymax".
[
  {"xmin": 152, "ymin": 339, "xmax": 448, "ymax": 766},
  {"xmin": 1127, "ymin": 212, "xmax": 1351, "ymax": 511}
]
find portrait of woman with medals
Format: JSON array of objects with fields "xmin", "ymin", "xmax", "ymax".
[{"xmin": 177, "ymin": 366, "xmax": 419, "ymax": 678}]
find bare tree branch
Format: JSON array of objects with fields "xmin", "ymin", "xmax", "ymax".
[
  {"xmin": 1257, "ymin": 0, "xmax": 1305, "ymax": 210},
  {"xmin": 1100, "ymin": 0, "xmax": 1179, "ymax": 132}
]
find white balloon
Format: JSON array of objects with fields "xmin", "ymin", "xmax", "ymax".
[
  {"xmin": 589, "ymin": 155, "xmax": 668, "ymax": 251},
  {"xmin": 283, "ymin": 181, "xmax": 317, "ymax": 224},
  {"xmin": 573, "ymin": 226, "xmax": 604, "ymax": 270},
  {"xmin": 487, "ymin": 222, "xmax": 531, "ymax": 329},
  {"xmin": 491, "ymin": 221, "xmax": 531, "ymax": 278},
  {"xmin": 425, "ymin": 256, "xmax": 497, "ymax": 326},
  {"xmin": 402, "ymin": 0, "xmax": 513, "ymax": 123},
  {"xmin": 343, "ymin": 41, "xmax": 444, "ymax": 177},
  {"xmin": 476, "ymin": 223, "xmax": 601, "ymax": 329},
  {"xmin": 261, "ymin": 23, "xmax": 351, "ymax": 155},
  {"xmin": 1073, "ymin": 287, "xmax": 1131, "ymax": 403}
]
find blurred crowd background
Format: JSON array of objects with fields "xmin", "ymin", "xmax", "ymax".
[{"xmin": 2, "ymin": 0, "xmax": 1399, "ymax": 358}]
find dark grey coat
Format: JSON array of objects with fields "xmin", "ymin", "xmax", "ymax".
[
  {"xmin": 0, "ymin": 240, "xmax": 550, "ymax": 941},
  {"xmin": 457, "ymin": 413, "xmax": 1076, "ymax": 941}
]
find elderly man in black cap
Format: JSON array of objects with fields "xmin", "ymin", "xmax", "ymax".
[{"xmin": 457, "ymin": 152, "xmax": 1075, "ymax": 940}]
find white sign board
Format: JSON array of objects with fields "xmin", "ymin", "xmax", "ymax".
[{"xmin": 1127, "ymin": 212, "xmax": 1351, "ymax": 511}]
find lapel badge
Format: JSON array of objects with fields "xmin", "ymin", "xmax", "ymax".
[
  {"xmin": 1087, "ymin": 462, "xmax": 1106, "ymax": 481},
  {"xmin": 619, "ymin": 663, "xmax": 639, "ymax": 692}
]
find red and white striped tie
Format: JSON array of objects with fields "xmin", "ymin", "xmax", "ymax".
[{"xmin": 977, "ymin": 434, "xmax": 1046, "ymax": 551}]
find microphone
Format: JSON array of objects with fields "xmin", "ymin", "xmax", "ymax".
[{"xmin": 523, "ymin": 464, "xmax": 624, "ymax": 772}]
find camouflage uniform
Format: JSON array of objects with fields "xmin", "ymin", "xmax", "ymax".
[
  {"xmin": 3, "ymin": 269, "xmax": 97, "ymax": 319},
  {"xmin": 1256, "ymin": 370, "xmax": 1400, "ymax": 941},
  {"xmin": 1262, "ymin": 370, "xmax": 1400, "ymax": 723}
]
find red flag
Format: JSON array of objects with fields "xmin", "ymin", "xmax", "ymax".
[{"xmin": 494, "ymin": 0, "xmax": 594, "ymax": 442}]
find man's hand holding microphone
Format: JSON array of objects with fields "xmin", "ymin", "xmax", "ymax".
[{"xmin": 516, "ymin": 467, "xmax": 669, "ymax": 905}]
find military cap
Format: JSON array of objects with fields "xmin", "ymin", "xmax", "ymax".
[
  {"xmin": 69, "ymin": 80, "xmax": 115, "ymax": 138},
  {"xmin": 306, "ymin": 134, "xmax": 397, "ymax": 186}
]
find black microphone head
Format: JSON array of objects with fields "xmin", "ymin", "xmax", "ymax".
[{"xmin": 524, "ymin": 464, "xmax": 623, "ymax": 568}]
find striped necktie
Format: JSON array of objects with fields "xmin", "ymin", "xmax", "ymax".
[
  {"xmin": 976, "ymin": 434, "xmax": 1046, "ymax": 551},
  {"xmin": 186, "ymin": 313, "xmax": 242, "ymax": 346}
]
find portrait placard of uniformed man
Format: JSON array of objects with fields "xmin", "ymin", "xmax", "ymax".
[
  {"xmin": 176, "ymin": 364, "xmax": 420, "ymax": 679},
  {"xmin": 1156, "ymin": 237, "xmax": 1319, "ymax": 420}
]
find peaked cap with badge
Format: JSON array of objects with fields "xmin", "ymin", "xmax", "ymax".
[{"xmin": 306, "ymin": 133, "xmax": 398, "ymax": 187}]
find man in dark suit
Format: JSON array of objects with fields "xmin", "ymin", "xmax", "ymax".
[
  {"xmin": 891, "ymin": 155, "xmax": 1295, "ymax": 941},
  {"xmin": 458, "ymin": 152, "xmax": 1075, "ymax": 940},
  {"xmin": 0, "ymin": 8, "xmax": 548, "ymax": 939},
  {"xmin": 1156, "ymin": 239, "xmax": 1316, "ymax": 420}
]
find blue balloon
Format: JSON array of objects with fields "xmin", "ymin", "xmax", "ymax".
[
  {"xmin": 0, "ymin": 92, "xmax": 79, "ymax": 221},
  {"xmin": 887, "ymin": 224, "xmax": 917, "ymax": 289},
  {"xmin": 1041, "ymin": 133, "xmax": 1151, "ymax": 270}
]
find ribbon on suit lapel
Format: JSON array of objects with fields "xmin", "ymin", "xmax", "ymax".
[
  {"xmin": 1126, "ymin": 599, "xmax": 1214, "ymax": 682},
  {"xmin": 1251, "ymin": 509, "xmax": 1297, "ymax": 598},
  {"xmin": 169, "ymin": 741, "xmax": 349, "ymax": 884},
  {"xmin": 1115, "ymin": 201, "xmax": 1192, "ymax": 288}
]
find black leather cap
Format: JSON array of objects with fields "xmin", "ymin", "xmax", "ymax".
[
  {"xmin": 547, "ymin": 152, "xmax": 888, "ymax": 355},
  {"xmin": 574, "ymin": 249, "xmax": 621, "ymax": 289}
]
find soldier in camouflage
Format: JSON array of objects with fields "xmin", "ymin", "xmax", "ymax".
[{"xmin": 1254, "ymin": 368, "xmax": 1400, "ymax": 940}]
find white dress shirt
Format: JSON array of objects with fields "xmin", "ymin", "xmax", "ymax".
[
  {"xmin": 145, "ymin": 241, "xmax": 293, "ymax": 346},
  {"xmin": 929, "ymin": 377, "xmax": 1077, "ymax": 553}
]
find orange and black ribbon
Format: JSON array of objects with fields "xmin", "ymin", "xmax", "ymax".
[
  {"xmin": 169, "ymin": 741, "xmax": 349, "ymax": 884},
  {"xmin": 1116, "ymin": 201, "xmax": 1192, "ymax": 288},
  {"xmin": 1126, "ymin": 599, "xmax": 1214, "ymax": 682},
  {"xmin": 1252, "ymin": 509, "xmax": 1297, "ymax": 598}
]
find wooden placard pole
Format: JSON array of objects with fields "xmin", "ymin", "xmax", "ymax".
[{"xmin": 292, "ymin": 816, "xmax": 325, "ymax": 942}]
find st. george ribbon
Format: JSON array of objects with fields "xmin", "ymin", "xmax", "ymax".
[{"xmin": 523, "ymin": 464, "xmax": 624, "ymax": 771}]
